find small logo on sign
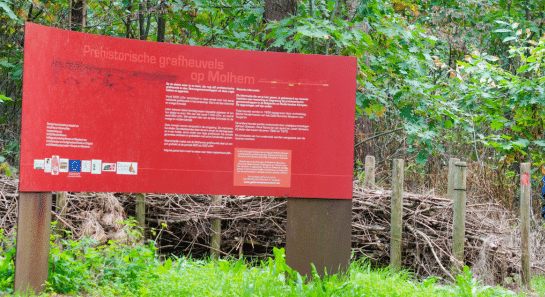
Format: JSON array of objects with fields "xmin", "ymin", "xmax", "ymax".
[
  {"xmin": 81, "ymin": 160, "xmax": 91, "ymax": 173},
  {"xmin": 44, "ymin": 158, "xmax": 52, "ymax": 173},
  {"xmin": 102, "ymin": 163, "xmax": 117, "ymax": 172},
  {"xmin": 117, "ymin": 162, "xmax": 137, "ymax": 175},
  {"xmin": 69, "ymin": 160, "xmax": 82, "ymax": 172},
  {"xmin": 59, "ymin": 158, "xmax": 69, "ymax": 172},
  {"xmin": 91, "ymin": 160, "xmax": 102, "ymax": 174},
  {"xmin": 34, "ymin": 159, "xmax": 45, "ymax": 170}
]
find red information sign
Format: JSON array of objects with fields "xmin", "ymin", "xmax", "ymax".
[{"xmin": 20, "ymin": 23, "xmax": 356, "ymax": 199}]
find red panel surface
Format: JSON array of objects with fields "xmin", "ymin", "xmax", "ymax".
[{"xmin": 20, "ymin": 23, "xmax": 356, "ymax": 199}]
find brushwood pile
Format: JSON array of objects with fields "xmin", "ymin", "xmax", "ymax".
[{"xmin": 1, "ymin": 172, "xmax": 544, "ymax": 287}]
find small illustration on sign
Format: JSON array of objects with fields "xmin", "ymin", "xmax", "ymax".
[
  {"xmin": 51, "ymin": 155, "xmax": 59, "ymax": 175},
  {"xmin": 44, "ymin": 158, "xmax": 52, "ymax": 173},
  {"xmin": 81, "ymin": 160, "xmax": 91, "ymax": 173},
  {"xmin": 34, "ymin": 159, "xmax": 45, "ymax": 170},
  {"xmin": 59, "ymin": 158, "xmax": 69, "ymax": 172},
  {"xmin": 91, "ymin": 159, "xmax": 102, "ymax": 174},
  {"xmin": 117, "ymin": 162, "xmax": 137, "ymax": 175},
  {"xmin": 102, "ymin": 163, "xmax": 117, "ymax": 172}
]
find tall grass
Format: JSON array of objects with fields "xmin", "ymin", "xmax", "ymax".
[{"xmin": 0, "ymin": 222, "xmax": 533, "ymax": 296}]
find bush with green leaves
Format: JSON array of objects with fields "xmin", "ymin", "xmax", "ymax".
[{"xmin": 0, "ymin": 221, "xmax": 531, "ymax": 296}]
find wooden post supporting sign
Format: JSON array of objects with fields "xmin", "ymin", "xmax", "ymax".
[
  {"xmin": 14, "ymin": 192, "xmax": 52, "ymax": 294},
  {"xmin": 520, "ymin": 162, "xmax": 531, "ymax": 287},
  {"xmin": 286, "ymin": 198, "xmax": 352, "ymax": 278}
]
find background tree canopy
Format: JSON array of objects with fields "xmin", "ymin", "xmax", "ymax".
[{"xmin": 1, "ymin": 0, "xmax": 544, "ymax": 192}]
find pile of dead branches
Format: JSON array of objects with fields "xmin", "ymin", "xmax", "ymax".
[{"xmin": 1, "ymin": 173, "xmax": 544, "ymax": 286}]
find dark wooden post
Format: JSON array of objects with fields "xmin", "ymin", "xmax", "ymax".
[
  {"xmin": 286, "ymin": 198, "xmax": 352, "ymax": 278},
  {"xmin": 14, "ymin": 192, "xmax": 52, "ymax": 294}
]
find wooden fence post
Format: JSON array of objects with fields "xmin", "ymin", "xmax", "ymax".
[
  {"xmin": 447, "ymin": 158, "xmax": 460, "ymax": 200},
  {"xmin": 452, "ymin": 161, "xmax": 467, "ymax": 273},
  {"xmin": 210, "ymin": 195, "xmax": 222, "ymax": 260},
  {"xmin": 364, "ymin": 155, "xmax": 375, "ymax": 188},
  {"xmin": 390, "ymin": 159, "xmax": 404, "ymax": 271},
  {"xmin": 135, "ymin": 193, "xmax": 146, "ymax": 233},
  {"xmin": 55, "ymin": 191, "xmax": 67, "ymax": 235},
  {"xmin": 520, "ymin": 162, "xmax": 531, "ymax": 287},
  {"xmin": 14, "ymin": 192, "xmax": 52, "ymax": 294}
]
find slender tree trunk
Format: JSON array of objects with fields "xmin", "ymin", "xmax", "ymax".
[
  {"xmin": 70, "ymin": 0, "xmax": 85, "ymax": 32},
  {"xmin": 263, "ymin": 0, "xmax": 297, "ymax": 52},
  {"xmin": 126, "ymin": 0, "xmax": 133, "ymax": 38},
  {"xmin": 139, "ymin": 0, "xmax": 151, "ymax": 40},
  {"xmin": 157, "ymin": 0, "xmax": 166, "ymax": 42}
]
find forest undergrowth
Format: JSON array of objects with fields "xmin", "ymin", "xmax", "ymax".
[{"xmin": 0, "ymin": 221, "xmax": 533, "ymax": 297}]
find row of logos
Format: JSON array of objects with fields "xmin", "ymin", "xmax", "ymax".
[{"xmin": 34, "ymin": 156, "xmax": 137, "ymax": 175}]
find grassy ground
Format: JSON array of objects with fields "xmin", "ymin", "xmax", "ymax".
[{"xmin": 0, "ymin": 223, "xmax": 541, "ymax": 296}]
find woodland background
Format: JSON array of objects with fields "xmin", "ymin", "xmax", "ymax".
[{"xmin": 3, "ymin": 1, "xmax": 545, "ymax": 291}]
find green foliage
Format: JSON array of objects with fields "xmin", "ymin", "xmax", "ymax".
[
  {"xmin": 0, "ymin": 227, "xmax": 522, "ymax": 296},
  {"xmin": 0, "ymin": 229, "xmax": 15, "ymax": 295},
  {"xmin": 47, "ymin": 219, "xmax": 157, "ymax": 295}
]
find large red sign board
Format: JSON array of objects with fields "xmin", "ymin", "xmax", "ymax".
[{"xmin": 20, "ymin": 23, "xmax": 356, "ymax": 199}]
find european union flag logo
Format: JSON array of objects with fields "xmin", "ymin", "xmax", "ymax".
[{"xmin": 69, "ymin": 160, "xmax": 81, "ymax": 172}]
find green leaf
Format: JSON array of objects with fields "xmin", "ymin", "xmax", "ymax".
[
  {"xmin": 490, "ymin": 120, "xmax": 504, "ymax": 130},
  {"xmin": 534, "ymin": 140, "xmax": 545, "ymax": 147},
  {"xmin": 494, "ymin": 29, "xmax": 512, "ymax": 33},
  {"xmin": 503, "ymin": 36, "xmax": 517, "ymax": 43},
  {"xmin": 0, "ymin": 2, "xmax": 17, "ymax": 20},
  {"xmin": 416, "ymin": 151, "xmax": 428, "ymax": 165},
  {"xmin": 512, "ymin": 138, "xmax": 530, "ymax": 147},
  {"xmin": 0, "ymin": 94, "xmax": 13, "ymax": 103},
  {"xmin": 0, "ymin": 61, "xmax": 15, "ymax": 68},
  {"xmin": 495, "ymin": 20, "xmax": 510, "ymax": 25}
]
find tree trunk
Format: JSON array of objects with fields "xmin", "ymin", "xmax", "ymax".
[
  {"xmin": 126, "ymin": 0, "xmax": 133, "ymax": 38},
  {"xmin": 70, "ymin": 0, "xmax": 85, "ymax": 32},
  {"xmin": 263, "ymin": 0, "xmax": 297, "ymax": 52},
  {"xmin": 157, "ymin": 0, "xmax": 166, "ymax": 42},
  {"xmin": 139, "ymin": 0, "xmax": 152, "ymax": 40}
]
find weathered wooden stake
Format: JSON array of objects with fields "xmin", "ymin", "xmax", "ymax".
[
  {"xmin": 210, "ymin": 194, "xmax": 222, "ymax": 260},
  {"xmin": 452, "ymin": 161, "xmax": 467, "ymax": 273},
  {"xmin": 55, "ymin": 191, "xmax": 67, "ymax": 234},
  {"xmin": 14, "ymin": 192, "xmax": 52, "ymax": 294},
  {"xmin": 520, "ymin": 162, "xmax": 531, "ymax": 287},
  {"xmin": 364, "ymin": 155, "xmax": 375, "ymax": 188},
  {"xmin": 135, "ymin": 193, "xmax": 146, "ymax": 230},
  {"xmin": 447, "ymin": 158, "xmax": 460, "ymax": 200},
  {"xmin": 390, "ymin": 159, "xmax": 404, "ymax": 271}
]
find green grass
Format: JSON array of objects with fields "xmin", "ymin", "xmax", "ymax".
[
  {"xmin": 531, "ymin": 274, "xmax": 545, "ymax": 296},
  {"xmin": 0, "ymin": 222, "xmax": 536, "ymax": 296}
]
